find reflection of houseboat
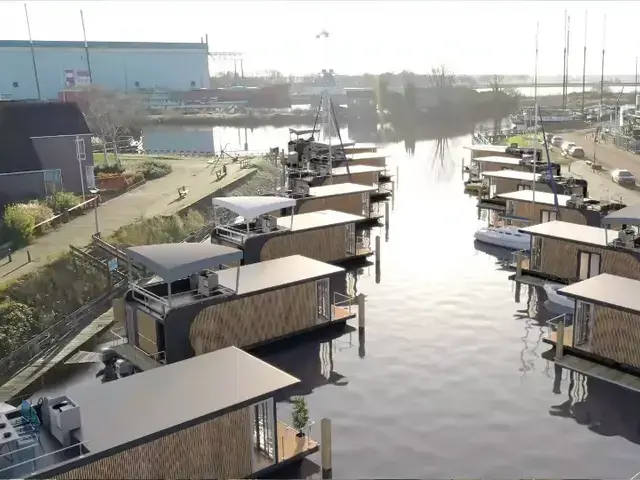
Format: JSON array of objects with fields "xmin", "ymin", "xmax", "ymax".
[
  {"xmin": 482, "ymin": 190, "xmax": 626, "ymax": 228},
  {"xmin": 119, "ymin": 243, "xmax": 355, "ymax": 369},
  {"xmin": 1, "ymin": 346, "xmax": 317, "ymax": 479},
  {"xmin": 210, "ymin": 196, "xmax": 373, "ymax": 265},
  {"xmin": 511, "ymin": 220, "xmax": 639, "ymax": 287},
  {"xmin": 545, "ymin": 274, "xmax": 640, "ymax": 390}
]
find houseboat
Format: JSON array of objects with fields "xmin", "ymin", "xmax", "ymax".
[
  {"xmin": 544, "ymin": 273, "xmax": 640, "ymax": 390},
  {"xmin": 209, "ymin": 196, "xmax": 373, "ymax": 266},
  {"xmin": 510, "ymin": 220, "xmax": 640, "ymax": 288},
  {"xmin": 119, "ymin": 243, "xmax": 355, "ymax": 369},
  {"xmin": 0, "ymin": 346, "xmax": 318, "ymax": 479},
  {"xmin": 480, "ymin": 170, "xmax": 588, "ymax": 200},
  {"xmin": 482, "ymin": 190, "xmax": 626, "ymax": 228},
  {"xmin": 464, "ymin": 144, "xmax": 543, "ymax": 161},
  {"xmin": 467, "ymin": 155, "xmax": 561, "ymax": 178},
  {"xmin": 274, "ymin": 182, "xmax": 381, "ymax": 226}
]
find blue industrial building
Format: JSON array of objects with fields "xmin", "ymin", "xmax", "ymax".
[{"xmin": 0, "ymin": 40, "xmax": 210, "ymax": 101}]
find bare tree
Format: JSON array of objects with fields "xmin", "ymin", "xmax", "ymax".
[
  {"xmin": 488, "ymin": 74, "xmax": 504, "ymax": 92},
  {"xmin": 427, "ymin": 65, "xmax": 457, "ymax": 88},
  {"xmin": 80, "ymin": 86, "xmax": 144, "ymax": 165}
]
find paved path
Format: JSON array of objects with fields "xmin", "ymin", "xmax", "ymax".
[
  {"xmin": 0, "ymin": 159, "xmax": 254, "ymax": 283},
  {"xmin": 564, "ymin": 161, "xmax": 640, "ymax": 205}
]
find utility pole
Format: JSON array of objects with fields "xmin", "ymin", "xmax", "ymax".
[
  {"xmin": 24, "ymin": 3, "xmax": 41, "ymax": 100},
  {"xmin": 581, "ymin": 10, "xmax": 587, "ymax": 116},
  {"xmin": 635, "ymin": 56, "xmax": 638, "ymax": 101},
  {"xmin": 566, "ymin": 15, "xmax": 571, "ymax": 110}
]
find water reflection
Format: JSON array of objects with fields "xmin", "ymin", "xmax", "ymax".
[{"xmin": 550, "ymin": 368, "xmax": 640, "ymax": 446}]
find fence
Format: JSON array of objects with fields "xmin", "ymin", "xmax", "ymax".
[{"xmin": 33, "ymin": 196, "xmax": 99, "ymax": 234}]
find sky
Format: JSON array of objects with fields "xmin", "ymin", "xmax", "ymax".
[{"xmin": 0, "ymin": 1, "xmax": 637, "ymax": 77}]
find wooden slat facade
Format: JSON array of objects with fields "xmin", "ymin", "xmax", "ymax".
[
  {"xmin": 531, "ymin": 237, "xmax": 640, "ymax": 281},
  {"xmin": 298, "ymin": 193, "xmax": 366, "ymax": 216},
  {"xmin": 260, "ymin": 225, "xmax": 348, "ymax": 262},
  {"xmin": 189, "ymin": 281, "xmax": 317, "ymax": 354},
  {"xmin": 510, "ymin": 200, "xmax": 587, "ymax": 225},
  {"xmin": 320, "ymin": 172, "xmax": 378, "ymax": 187},
  {"xmin": 587, "ymin": 304, "xmax": 640, "ymax": 368},
  {"xmin": 54, "ymin": 407, "xmax": 252, "ymax": 479}
]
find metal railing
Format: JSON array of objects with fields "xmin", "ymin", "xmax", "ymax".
[
  {"xmin": 547, "ymin": 313, "xmax": 570, "ymax": 360},
  {"xmin": 356, "ymin": 235, "xmax": 371, "ymax": 250},
  {"xmin": 510, "ymin": 249, "xmax": 530, "ymax": 272},
  {"xmin": 0, "ymin": 281, "xmax": 127, "ymax": 380},
  {"xmin": 214, "ymin": 225, "xmax": 247, "ymax": 244},
  {"xmin": 109, "ymin": 329, "xmax": 165, "ymax": 367},
  {"xmin": 0, "ymin": 440, "xmax": 90, "ymax": 476},
  {"xmin": 130, "ymin": 284, "xmax": 170, "ymax": 316},
  {"xmin": 332, "ymin": 292, "xmax": 354, "ymax": 318}
]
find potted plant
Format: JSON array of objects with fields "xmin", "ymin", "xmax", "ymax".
[{"xmin": 291, "ymin": 397, "xmax": 309, "ymax": 437}]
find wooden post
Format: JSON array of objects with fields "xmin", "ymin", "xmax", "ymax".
[
  {"xmin": 391, "ymin": 181, "xmax": 395, "ymax": 210},
  {"xmin": 384, "ymin": 202, "xmax": 390, "ymax": 241},
  {"xmin": 516, "ymin": 250, "xmax": 523, "ymax": 277},
  {"xmin": 27, "ymin": 249, "xmax": 31, "ymax": 263},
  {"xmin": 375, "ymin": 235, "xmax": 381, "ymax": 283},
  {"xmin": 321, "ymin": 418, "xmax": 332, "ymax": 479},
  {"xmin": 556, "ymin": 318, "xmax": 565, "ymax": 360},
  {"xmin": 396, "ymin": 165, "xmax": 399, "ymax": 187},
  {"xmin": 514, "ymin": 281, "xmax": 521, "ymax": 303},
  {"xmin": 357, "ymin": 293, "xmax": 365, "ymax": 332}
]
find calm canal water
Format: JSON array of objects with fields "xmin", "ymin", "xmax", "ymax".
[{"xmin": 33, "ymin": 125, "xmax": 640, "ymax": 478}]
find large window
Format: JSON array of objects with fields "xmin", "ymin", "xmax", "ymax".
[
  {"xmin": 362, "ymin": 192, "xmax": 370, "ymax": 216},
  {"xmin": 578, "ymin": 251, "xmax": 600, "ymax": 280},
  {"xmin": 505, "ymin": 200, "xmax": 515, "ymax": 216},
  {"xmin": 345, "ymin": 223, "xmax": 356, "ymax": 256},
  {"xmin": 530, "ymin": 236, "xmax": 543, "ymax": 270},
  {"xmin": 517, "ymin": 184, "xmax": 532, "ymax": 191},
  {"xmin": 574, "ymin": 301, "xmax": 592, "ymax": 347},
  {"xmin": 316, "ymin": 278, "xmax": 330, "ymax": 323},
  {"xmin": 251, "ymin": 398, "xmax": 276, "ymax": 471},
  {"xmin": 540, "ymin": 210, "xmax": 558, "ymax": 223}
]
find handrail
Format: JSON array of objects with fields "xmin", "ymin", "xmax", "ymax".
[
  {"xmin": 109, "ymin": 328, "xmax": 164, "ymax": 362},
  {"xmin": 0, "ymin": 440, "xmax": 90, "ymax": 474},
  {"xmin": 130, "ymin": 284, "xmax": 169, "ymax": 316},
  {"xmin": 0, "ymin": 280, "xmax": 127, "ymax": 378},
  {"xmin": 214, "ymin": 225, "xmax": 246, "ymax": 244},
  {"xmin": 333, "ymin": 292, "xmax": 354, "ymax": 314}
]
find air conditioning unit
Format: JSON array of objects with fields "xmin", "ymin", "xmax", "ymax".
[
  {"xmin": 287, "ymin": 151, "xmax": 299, "ymax": 167},
  {"xmin": 618, "ymin": 229, "xmax": 635, "ymax": 247},
  {"xmin": 318, "ymin": 163, "xmax": 331, "ymax": 175},
  {"xmin": 570, "ymin": 194, "xmax": 584, "ymax": 207},
  {"xmin": 198, "ymin": 270, "xmax": 219, "ymax": 296},
  {"xmin": 296, "ymin": 182, "xmax": 310, "ymax": 196},
  {"xmin": 268, "ymin": 216, "xmax": 278, "ymax": 229},
  {"xmin": 260, "ymin": 215, "xmax": 278, "ymax": 232}
]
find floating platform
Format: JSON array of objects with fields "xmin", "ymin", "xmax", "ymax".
[{"xmin": 508, "ymin": 272, "xmax": 547, "ymax": 288}]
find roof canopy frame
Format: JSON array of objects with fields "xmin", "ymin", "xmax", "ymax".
[
  {"xmin": 212, "ymin": 196, "xmax": 297, "ymax": 231},
  {"xmin": 125, "ymin": 243, "xmax": 243, "ymax": 285}
]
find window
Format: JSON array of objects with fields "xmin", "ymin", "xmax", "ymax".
[
  {"xmin": 190, "ymin": 80, "xmax": 196, "ymax": 87},
  {"xmin": 345, "ymin": 223, "xmax": 356, "ymax": 256},
  {"xmin": 530, "ymin": 236, "xmax": 542, "ymax": 270},
  {"xmin": 541, "ymin": 210, "xmax": 558, "ymax": 223},
  {"xmin": 85, "ymin": 166, "xmax": 96, "ymax": 189},
  {"xmin": 251, "ymin": 398, "xmax": 275, "ymax": 465},
  {"xmin": 574, "ymin": 301, "xmax": 592, "ymax": 347},
  {"xmin": 316, "ymin": 278, "xmax": 330, "ymax": 323},
  {"xmin": 12, "ymin": 81, "xmax": 19, "ymax": 88},
  {"xmin": 134, "ymin": 81, "xmax": 140, "ymax": 87},
  {"xmin": 505, "ymin": 200, "xmax": 515, "ymax": 216},
  {"xmin": 578, "ymin": 251, "xmax": 601, "ymax": 280},
  {"xmin": 517, "ymin": 184, "xmax": 531, "ymax": 191},
  {"xmin": 362, "ymin": 192, "xmax": 370, "ymax": 216}
]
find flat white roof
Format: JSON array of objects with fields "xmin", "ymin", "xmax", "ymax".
[
  {"xmin": 497, "ymin": 190, "xmax": 572, "ymax": 206},
  {"xmin": 278, "ymin": 210, "xmax": 365, "ymax": 231},
  {"xmin": 331, "ymin": 165, "xmax": 385, "ymax": 176},
  {"xmin": 559, "ymin": 273, "xmax": 640, "ymax": 313},
  {"xmin": 345, "ymin": 152, "xmax": 388, "ymax": 161},
  {"xmin": 309, "ymin": 182, "xmax": 377, "ymax": 198},
  {"xmin": 482, "ymin": 170, "xmax": 541, "ymax": 181},
  {"xmin": 520, "ymin": 220, "xmax": 617, "ymax": 246},
  {"xmin": 464, "ymin": 144, "xmax": 509, "ymax": 153},
  {"xmin": 212, "ymin": 196, "xmax": 296, "ymax": 218},
  {"xmin": 473, "ymin": 155, "xmax": 522, "ymax": 166}
]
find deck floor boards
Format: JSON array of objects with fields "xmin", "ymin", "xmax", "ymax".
[
  {"xmin": 554, "ymin": 354, "xmax": 640, "ymax": 393},
  {"xmin": 0, "ymin": 309, "xmax": 114, "ymax": 402}
]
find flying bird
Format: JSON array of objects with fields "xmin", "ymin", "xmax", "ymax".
[{"xmin": 316, "ymin": 30, "xmax": 330, "ymax": 39}]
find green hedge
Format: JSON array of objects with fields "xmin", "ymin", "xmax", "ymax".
[{"xmin": 137, "ymin": 160, "xmax": 172, "ymax": 180}]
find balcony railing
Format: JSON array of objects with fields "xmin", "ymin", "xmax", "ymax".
[
  {"xmin": 276, "ymin": 405, "xmax": 317, "ymax": 462},
  {"xmin": 546, "ymin": 313, "xmax": 571, "ymax": 360},
  {"xmin": 214, "ymin": 225, "xmax": 247, "ymax": 245},
  {"xmin": 131, "ymin": 284, "xmax": 170, "ymax": 316},
  {"xmin": 332, "ymin": 292, "xmax": 354, "ymax": 321},
  {"xmin": 0, "ymin": 440, "xmax": 90, "ymax": 477},
  {"xmin": 109, "ymin": 329, "xmax": 165, "ymax": 369},
  {"xmin": 510, "ymin": 249, "xmax": 530, "ymax": 272}
]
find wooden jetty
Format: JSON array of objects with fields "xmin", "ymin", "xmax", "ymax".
[{"xmin": 0, "ymin": 308, "xmax": 115, "ymax": 402}]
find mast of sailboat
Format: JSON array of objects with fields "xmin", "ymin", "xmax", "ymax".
[
  {"xmin": 562, "ymin": 10, "xmax": 568, "ymax": 109},
  {"xmin": 581, "ymin": 10, "xmax": 587, "ymax": 117},
  {"xmin": 531, "ymin": 22, "xmax": 539, "ymax": 223},
  {"xmin": 24, "ymin": 3, "xmax": 41, "ymax": 100},
  {"xmin": 566, "ymin": 15, "xmax": 571, "ymax": 112}
]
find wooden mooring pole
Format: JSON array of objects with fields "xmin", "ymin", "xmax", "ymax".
[
  {"xmin": 555, "ymin": 318, "xmax": 565, "ymax": 360},
  {"xmin": 384, "ymin": 202, "xmax": 390, "ymax": 242},
  {"xmin": 375, "ymin": 235, "xmax": 381, "ymax": 283},
  {"xmin": 321, "ymin": 418, "xmax": 332, "ymax": 479},
  {"xmin": 357, "ymin": 293, "xmax": 365, "ymax": 333}
]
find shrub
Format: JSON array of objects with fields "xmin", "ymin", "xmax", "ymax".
[
  {"xmin": 291, "ymin": 397, "xmax": 310, "ymax": 433},
  {"xmin": 95, "ymin": 163, "xmax": 126, "ymax": 175},
  {"xmin": 137, "ymin": 160, "xmax": 172, "ymax": 180},
  {"xmin": 107, "ymin": 210, "xmax": 205, "ymax": 247},
  {"xmin": 0, "ymin": 300, "xmax": 40, "ymax": 356},
  {"xmin": 18, "ymin": 201, "xmax": 54, "ymax": 225},
  {"xmin": 2, "ymin": 204, "xmax": 36, "ymax": 247},
  {"xmin": 46, "ymin": 191, "xmax": 81, "ymax": 214}
]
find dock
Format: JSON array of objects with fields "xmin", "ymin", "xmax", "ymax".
[
  {"xmin": 508, "ymin": 272, "xmax": 547, "ymax": 288},
  {"xmin": 552, "ymin": 353, "xmax": 640, "ymax": 393},
  {"xmin": 0, "ymin": 308, "xmax": 115, "ymax": 402}
]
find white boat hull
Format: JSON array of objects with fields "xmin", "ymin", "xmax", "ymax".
[
  {"xmin": 543, "ymin": 282, "xmax": 574, "ymax": 309},
  {"xmin": 474, "ymin": 226, "xmax": 531, "ymax": 251}
]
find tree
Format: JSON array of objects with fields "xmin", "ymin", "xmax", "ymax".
[
  {"xmin": 80, "ymin": 86, "xmax": 144, "ymax": 165},
  {"xmin": 291, "ymin": 397, "xmax": 309, "ymax": 436},
  {"xmin": 427, "ymin": 65, "xmax": 457, "ymax": 88},
  {"xmin": 489, "ymin": 74, "xmax": 505, "ymax": 92},
  {"xmin": 0, "ymin": 300, "xmax": 39, "ymax": 357}
]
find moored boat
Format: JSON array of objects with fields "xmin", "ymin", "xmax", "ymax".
[
  {"xmin": 542, "ymin": 281, "xmax": 574, "ymax": 309},
  {"xmin": 474, "ymin": 226, "xmax": 531, "ymax": 250}
]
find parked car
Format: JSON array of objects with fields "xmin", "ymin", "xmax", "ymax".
[
  {"xmin": 568, "ymin": 146, "xmax": 585, "ymax": 158},
  {"xmin": 611, "ymin": 168, "xmax": 636, "ymax": 185},
  {"xmin": 551, "ymin": 136, "xmax": 564, "ymax": 147},
  {"xmin": 561, "ymin": 141, "xmax": 576, "ymax": 153}
]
